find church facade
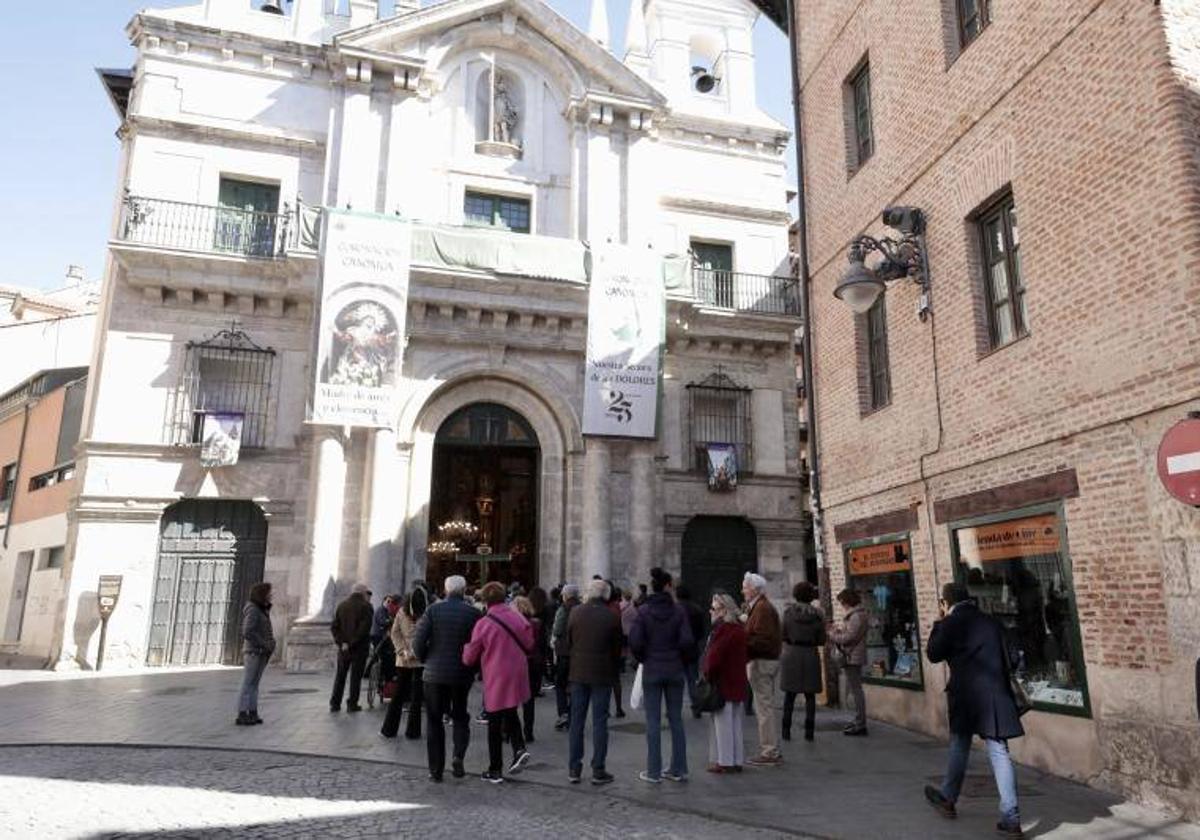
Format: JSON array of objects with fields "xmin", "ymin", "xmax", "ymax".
[{"xmin": 52, "ymin": 0, "xmax": 804, "ymax": 670}]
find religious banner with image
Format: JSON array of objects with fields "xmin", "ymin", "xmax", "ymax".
[
  {"xmin": 309, "ymin": 208, "xmax": 411, "ymax": 428},
  {"xmin": 199, "ymin": 412, "xmax": 244, "ymax": 468},
  {"xmin": 582, "ymin": 245, "xmax": 664, "ymax": 438},
  {"xmin": 706, "ymin": 443, "xmax": 738, "ymax": 491}
]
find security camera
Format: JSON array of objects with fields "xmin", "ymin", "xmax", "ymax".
[{"xmin": 882, "ymin": 206, "xmax": 926, "ymax": 235}]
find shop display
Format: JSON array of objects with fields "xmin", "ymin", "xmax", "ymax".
[
  {"xmin": 953, "ymin": 510, "xmax": 1088, "ymax": 712},
  {"xmin": 845, "ymin": 538, "xmax": 923, "ymax": 687}
]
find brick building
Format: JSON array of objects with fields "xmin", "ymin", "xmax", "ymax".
[{"xmin": 790, "ymin": 0, "xmax": 1200, "ymax": 818}]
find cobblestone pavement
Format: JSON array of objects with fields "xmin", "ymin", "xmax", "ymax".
[
  {"xmin": 0, "ymin": 744, "xmax": 793, "ymax": 839},
  {"xmin": 0, "ymin": 666, "xmax": 1197, "ymax": 839}
]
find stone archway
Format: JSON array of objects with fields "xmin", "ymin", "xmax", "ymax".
[{"xmin": 401, "ymin": 374, "xmax": 576, "ymax": 590}]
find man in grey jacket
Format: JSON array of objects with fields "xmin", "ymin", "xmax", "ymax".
[
  {"xmin": 237, "ymin": 581, "xmax": 275, "ymax": 726},
  {"xmin": 413, "ymin": 575, "xmax": 480, "ymax": 782}
]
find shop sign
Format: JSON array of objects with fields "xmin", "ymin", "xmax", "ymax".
[
  {"xmin": 956, "ymin": 513, "xmax": 1060, "ymax": 564},
  {"xmin": 848, "ymin": 540, "xmax": 911, "ymax": 576},
  {"xmin": 309, "ymin": 208, "xmax": 411, "ymax": 429},
  {"xmin": 582, "ymin": 245, "xmax": 663, "ymax": 438}
]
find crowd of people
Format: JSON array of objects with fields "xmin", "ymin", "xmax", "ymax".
[{"xmin": 237, "ymin": 571, "xmax": 1028, "ymax": 837}]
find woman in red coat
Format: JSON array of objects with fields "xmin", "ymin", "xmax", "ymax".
[{"xmin": 702, "ymin": 592, "xmax": 748, "ymax": 773}]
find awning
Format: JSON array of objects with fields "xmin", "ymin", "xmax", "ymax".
[{"xmin": 411, "ymin": 223, "xmax": 589, "ymax": 285}]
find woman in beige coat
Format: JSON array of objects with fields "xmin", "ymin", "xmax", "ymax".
[
  {"xmin": 381, "ymin": 587, "xmax": 428, "ymax": 739},
  {"xmin": 829, "ymin": 588, "xmax": 869, "ymax": 736}
]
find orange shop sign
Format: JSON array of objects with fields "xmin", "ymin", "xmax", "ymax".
[
  {"xmin": 848, "ymin": 541, "xmax": 911, "ymax": 576},
  {"xmin": 956, "ymin": 514, "xmax": 1060, "ymax": 564}
]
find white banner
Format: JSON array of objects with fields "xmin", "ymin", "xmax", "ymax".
[
  {"xmin": 582, "ymin": 245, "xmax": 663, "ymax": 438},
  {"xmin": 309, "ymin": 208, "xmax": 411, "ymax": 429}
]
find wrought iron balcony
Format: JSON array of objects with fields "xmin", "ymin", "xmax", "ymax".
[
  {"xmin": 692, "ymin": 267, "xmax": 800, "ymax": 316},
  {"xmin": 118, "ymin": 193, "xmax": 297, "ymax": 258}
]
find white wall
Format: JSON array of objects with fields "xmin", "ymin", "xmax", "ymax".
[
  {"xmin": 0, "ymin": 316, "xmax": 95, "ymax": 395},
  {"xmin": 0, "ymin": 513, "xmax": 69, "ymax": 659}
]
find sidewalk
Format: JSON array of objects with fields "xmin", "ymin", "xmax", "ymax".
[{"xmin": 0, "ymin": 666, "xmax": 1195, "ymax": 839}]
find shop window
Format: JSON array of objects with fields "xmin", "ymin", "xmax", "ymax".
[
  {"xmin": 171, "ymin": 326, "xmax": 276, "ymax": 449},
  {"xmin": 687, "ymin": 370, "xmax": 753, "ymax": 477},
  {"xmin": 951, "ymin": 506, "xmax": 1090, "ymax": 715},
  {"xmin": 843, "ymin": 535, "xmax": 923, "ymax": 688},
  {"xmin": 464, "ymin": 191, "xmax": 531, "ymax": 233}
]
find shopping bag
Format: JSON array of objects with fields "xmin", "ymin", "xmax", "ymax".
[{"xmin": 629, "ymin": 663, "xmax": 644, "ymax": 710}]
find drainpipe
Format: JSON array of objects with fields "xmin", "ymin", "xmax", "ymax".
[
  {"xmin": 785, "ymin": 0, "xmax": 836, "ymax": 705},
  {"xmin": 2, "ymin": 403, "xmax": 31, "ymax": 550}
]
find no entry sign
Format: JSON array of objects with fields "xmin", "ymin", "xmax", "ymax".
[{"xmin": 1157, "ymin": 416, "xmax": 1200, "ymax": 505}]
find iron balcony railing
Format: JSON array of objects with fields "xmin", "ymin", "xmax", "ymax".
[
  {"xmin": 118, "ymin": 193, "xmax": 297, "ymax": 258},
  {"xmin": 692, "ymin": 267, "xmax": 800, "ymax": 316}
]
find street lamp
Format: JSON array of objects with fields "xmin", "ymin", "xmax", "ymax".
[{"xmin": 833, "ymin": 207, "xmax": 931, "ymax": 319}]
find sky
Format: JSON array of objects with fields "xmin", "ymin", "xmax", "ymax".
[{"xmin": 0, "ymin": 0, "xmax": 793, "ymax": 291}]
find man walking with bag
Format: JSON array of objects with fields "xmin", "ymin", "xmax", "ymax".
[{"xmin": 924, "ymin": 582, "xmax": 1025, "ymax": 838}]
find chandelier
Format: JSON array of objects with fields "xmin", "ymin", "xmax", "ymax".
[{"xmin": 438, "ymin": 520, "xmax": 478, "ymax": 542}]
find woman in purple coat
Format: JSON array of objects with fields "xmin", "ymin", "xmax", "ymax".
[{"xmin": 463, "ymin": 581, "xmax": 535, "ymax": 783}]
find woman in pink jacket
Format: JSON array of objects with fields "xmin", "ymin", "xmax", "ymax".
[{"xmin": 463, "ymin": 581, "xmax": 535, "ymax": 783}]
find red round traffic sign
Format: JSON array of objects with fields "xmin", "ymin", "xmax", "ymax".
[{"xmin": 1157, "ymin": 417, "xmax": 1200, "ymax": 505}]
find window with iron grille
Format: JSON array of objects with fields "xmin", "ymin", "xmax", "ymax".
[
  {"xmin": 171, "ymin": 326, "xmax": 276, "ymax": 449},
  {"xmin": 977, "ymin": 191, "xmax": 1026, "ymax": 348},
  {"xmin": 687, "ymin": 370, "xmax": 753, "ymax": 474},
  {"xmin": 464, "ymin": 191, "xmax": 531, "ymax": 233},
  {"xmin": 847, "ymin": 58, "xmax": 874, "ymax": 170},
  {"xmin": 957, "ymin": 0, "xmax": 990, "ymax": 49},
  {"xmin": 866, "ymin": 296, "xmax": 891, "ymax": 410}
]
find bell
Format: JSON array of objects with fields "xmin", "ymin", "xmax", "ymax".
[
  {"xmin": 691, "ymin": 66, "xmax": 719, "ymax": 94},
  {"xmin": 260, "ymin": 2, "xmax": 285, "ymax": 14}
]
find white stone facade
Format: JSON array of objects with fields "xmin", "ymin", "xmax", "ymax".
[{"xmin": 53, "ymin": 0, "xmax": 804, "ymax": 670}]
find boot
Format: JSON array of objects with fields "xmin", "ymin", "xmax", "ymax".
[
  {"xmin": 250, "ymin": 710, "xmax": 263, "ymax": 725},
  {"xmin": 235, "ymin": 711, "xmax": 252, "ymax": 726},
  {"xmin": 782, "ymin": 710, "xmax": 792, "ymax": 741},
  {"xmin": 804, "ymin": 721, "xmax": 814, "ymax": 742}
]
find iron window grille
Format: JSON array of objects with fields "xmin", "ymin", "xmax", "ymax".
[
  {"xmin": 463, "ymin": 191, "xmax": 531, "ymax": 233},
  {"xmin": 850, "ymin": 59, "xmax": 874, "ymax": 168},
  {"xmin": 687, "ymin": 370, "xmax": 753, "ymax": 474},
  {"xmin": 866, "ymin": 296, "xmax": 891, "ymax": 409},
  {"xmin": 957, "ymin": 0, "xmax": 991, "ymax": 49},
  {"xmin": 977, "ymin": 191, "xmax": 1026, "ymax": 348},
  {"xmin": 170, "ymin": 326, "xmax": 276, "ymax": 450}
]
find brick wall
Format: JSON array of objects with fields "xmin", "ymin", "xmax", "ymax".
[{"xmin": 797, "ymin": 0, "xmax": 1200, "ymax": 817}]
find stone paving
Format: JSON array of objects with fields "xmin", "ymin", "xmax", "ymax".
[{"xmin": 0, "ymin": 666, "xmax": 1197, "ymax": 839}]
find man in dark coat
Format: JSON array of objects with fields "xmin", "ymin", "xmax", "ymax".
[
  {"xmin": 330, "ymin": 583, "xmax": 374, "ymax": 712},
  {"xmin": 413, "ymin": 574, "xmax": 480, "ymax": 782},
  {"xmin": 925, "ymin": 582, "xmax": 1025, "ymax": 838},
  {"xmin": 673, "ymin": 584, "xmax": 708, "ymax": 717},
  {"xmin": 551, "ymin": 584, "xmax": 581, "ymax": 729},
  {"xmin": 565, "ymin": 579, "xmax": 623, "ymax": 785}
]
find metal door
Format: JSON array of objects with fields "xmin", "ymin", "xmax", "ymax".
[
  {"xmin": 3, "ymin": 551, "xmax": 34, "ymax": 641},
  {"xmin": 146, "ymin": 500, "xmax": 267, "ymax": 666},
  {"xmin": 681, "ymin": 516, "xmax": 757, "ymax": 610}
]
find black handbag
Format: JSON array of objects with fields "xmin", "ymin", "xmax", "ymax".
[{"xmin": 693, "ymin": 676, "xmax": 725, "ymax": 713}]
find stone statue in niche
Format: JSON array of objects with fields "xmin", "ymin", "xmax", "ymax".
[{"xmin": 493, "ymin": 76, "xmax": 519, "ymax": 146}]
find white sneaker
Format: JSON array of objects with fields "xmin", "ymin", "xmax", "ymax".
[
  {"xmin": 509, "ymin": 750, "xmax": 531, "ymax": 774},
  {"xmin": 637, "ymin": 771, "xmax": 662, "ymax": 784}
]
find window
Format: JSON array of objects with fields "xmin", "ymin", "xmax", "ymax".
[
  {"xmin": 687, "ymin": 371, "xmax": 753, "ymax": 477},
  {"xmin": 28, "ymin": 465, "xmax": 73, "ymax": 491},
  {"xmin": 216, "ymin": 178, "xmax": 281, "ymax": 257},
  {"xmin": 957, "ymin": 0, "xmax": 991, "ymax": 49},
  {"xmin": 847, "ymin": 59, "xmax": 874, "ymax": 170},
  {"xmin": 0, "ymin": 463, "xmax": 15, "ymax": 507},
  {"xmin": 951, "ymin": 507, "xmax": 1090, "ymax": 715},
  {"xmin": 464, "ymin": 191, "xmax": 531, "ymax": 233},
  {"xmin": 691, "ymin": 241, "xmax": 734, "ymax": 308},
  {"xmin": 172, "ymin": 327, "xmax": 275, "ymax": 449},
  {"xmin": 843, "ymin": 536, "xmax": 923, "ymax": 688},
  {"xmin": 977, "ymin": 192, "xmax": 1026, "ymax": 348},
  {"xmin": 41, "ymin": 546, "xmax": 65, "ymax": 570},
  {"xmin": 866, "ymin": 296, "xmax": 891, "ymax": 409}
]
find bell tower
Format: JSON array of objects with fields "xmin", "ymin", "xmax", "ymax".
[{"xmin": 634, "ymin": 0, "xmax": 760, "ymax": 116}]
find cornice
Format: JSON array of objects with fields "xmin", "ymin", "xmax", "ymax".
[
  {"xmin": 659, "ymin": 195, "xmax": 791, "ymax": 225},
  {"xmin": 128, "ymin": 115, "xmax": 325, "ymax": 153}
]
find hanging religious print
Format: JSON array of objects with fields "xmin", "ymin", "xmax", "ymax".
[
  {"xmin": 199, "ymin": 412, "xmax": 244, "ymax": 468},
  {"xmin": 582, "ymin": 245, "xmax": 664, "ymax": 438},
  {"xmin": 706, "ymin": 443, "xmax": 738, "ymax": 491},
  {"xmin": 309, "ymin": 208, "xmax": 411, "ymax": 429}
]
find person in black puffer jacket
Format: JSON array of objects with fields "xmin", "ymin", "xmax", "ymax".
[{"xmin": 629, "ymin": 567, "xmax": 695, "ymax": 783}]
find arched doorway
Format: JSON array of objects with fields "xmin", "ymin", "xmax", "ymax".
[
  {"xmin": 681, "ymin": 516, "xmax": 758, "ymax": 609},
  {"xmin": 427, "ymin": 403, "xmax": 540, "ymax": 589},
  {"xmin": 146, "ymin": 499, "xmax": 267, "ymax": 666}
]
